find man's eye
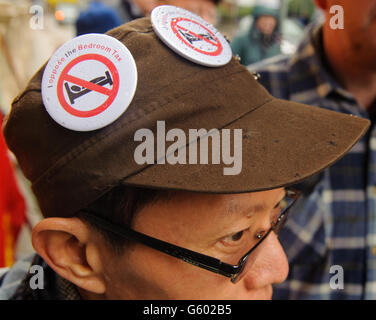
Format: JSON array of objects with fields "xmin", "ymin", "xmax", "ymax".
[
  {"xmin": 218, "ymin": 229, "xmax": 250, "ymax": 249},
  {"xmin": 224, "ymin": 230, "xmax": 244, "ymax": 243}
]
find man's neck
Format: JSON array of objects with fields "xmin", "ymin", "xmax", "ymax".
[{"xmin": 322, "ymin": 26, "xmax": 376, "ymax": 111}]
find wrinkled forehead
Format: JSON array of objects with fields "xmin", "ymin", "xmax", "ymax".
[
  {"xmin": 137, "ymin": 188, "xmax": 285, "ymax": 221},
  {"xmin": 131, "ymin": 189, "xmax": 285, "ymax": 245}
]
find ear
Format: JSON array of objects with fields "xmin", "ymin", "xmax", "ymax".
[{"xmin": 31, "ymin": 217, "xmax": 106, "ymax": 295}]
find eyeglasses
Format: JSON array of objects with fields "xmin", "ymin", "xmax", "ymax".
[{"xmin": 81, "ymin": 188, "xmax": 299, "ymax": 284}]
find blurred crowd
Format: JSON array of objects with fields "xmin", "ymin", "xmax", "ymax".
[{"xmin": 0, "ymin": 0, "xmax": 318, "ymax": 115}]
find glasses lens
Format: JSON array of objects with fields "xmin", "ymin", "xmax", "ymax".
[
  {"xmin": 279, "ymin": 190, "xmax": 295, "ymax": 211},
  {"xmin": 231, "ymin": 190, "xmax": 298, "ymax": 283},
  {"xmin": 273, "ymin": 190, "xmax": 297, "ymax": 234},
  {"xmin": 273, "ymin": 212, "xmax": 287, "ymax": 235}
]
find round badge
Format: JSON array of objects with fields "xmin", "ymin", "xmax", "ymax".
[
  {"xmin": 41, "ymin": 33, "xmax": 137, "ymax": 131},
  {"xmin": 151, "ymin": 5, "xmax": 232, "ymax": 67}
]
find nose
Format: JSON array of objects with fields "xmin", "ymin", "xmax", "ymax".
[{"xmin": 242, "ymin": 232, "xmax": 289, "ymax": 291}]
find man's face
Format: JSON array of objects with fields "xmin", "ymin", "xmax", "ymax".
[
  {"xmin": 98, "ymin": 188, "xmax": 289, "ymax": 299},
  {"xmin": 256, "ymin": 15, "xmax": 278, "ymax": 36},
  {"xmin": 321, "ymin": 0, "xmax": 376, "ymax": 67}
]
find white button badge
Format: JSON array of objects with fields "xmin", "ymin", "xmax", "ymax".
[
  {"xmin": 151, "ymin": 5, "xmax": 232, "ymax": 67},
  {"xmin": 41, "ymin": 33, "xmax": 138, "ymax": 132}
]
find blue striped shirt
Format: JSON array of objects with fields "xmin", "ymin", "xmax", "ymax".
[{"xmin": 249, "ymin": 26, "xmax": 376, "ymax": 299}]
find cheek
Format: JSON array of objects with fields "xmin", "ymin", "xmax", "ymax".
[
  {"xmin": 106, "ymin": 244, "xmax": 252, "ymax": 299},
  {"xmin": 343, "ymin": 1, "xmax": 376, "ymax": 30},
  {"xmin": 101, "ymin": 244, "xmax": 221, "ymax": 299},
  {"xmin": 144, "ymin": 254, "xmax": 240, "ymax": 299}
]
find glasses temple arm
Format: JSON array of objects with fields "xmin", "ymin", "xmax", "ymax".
[{"xmin": 80, "ymin": 211, "xmax": 241, "ymax": 278}]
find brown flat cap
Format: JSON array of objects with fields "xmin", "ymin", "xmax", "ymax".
[{"xmin": 3, "ymin": 17, "xmax": 369, "ymax": 218}]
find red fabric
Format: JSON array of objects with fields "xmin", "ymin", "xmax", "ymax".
[{"xmin": 0, "ymin": 113, "xmax": 26, "ymax": 267}]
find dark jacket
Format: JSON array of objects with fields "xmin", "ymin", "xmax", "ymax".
[{"xmin": 0, "ymin": 254, "xmax": 81, "ymax": 300}]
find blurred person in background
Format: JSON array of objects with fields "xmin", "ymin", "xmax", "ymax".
[
  {"xmin": 231, "ymin": 0, "xmax": 281, "ymax": 66},
  {"xmin": 76, "ymin": 1, "xmax": 123, "ymax": 36},
  {"xmin": 120, "ymin": 0, "xmax": 220, "ymax": 25},
  {"xmin": 250, "ymin": 0, "xmax": 376, "ymax": 299},
  {"xmin": 0, "ymin": 111, "xmax": 26, "ymax": 268}
]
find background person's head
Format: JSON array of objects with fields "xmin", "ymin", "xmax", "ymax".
[
  {"xmin": 76, "ymin": 1, "xmax": 123, "ymax": 36},
  {"xmin": 256, "ymin": 15, "xmax": 278, "ymax": 36},
  {"xmin": 252, "ymin": 0, "xmax": 280, "ymax": 38},
  {"xmin": 314, "ymin": 0, "xmax": 376, "ymax": 71}
]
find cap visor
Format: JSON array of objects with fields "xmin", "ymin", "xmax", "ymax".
[{"xmin": 123, "ymin": 98, "xmax": 370, "ymax": 193}]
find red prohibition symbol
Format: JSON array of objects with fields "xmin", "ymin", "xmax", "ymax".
[
  {"xmin": 57, "ymin": 53, "xmax": 120, "ymax": 118},
  {"xmin": 170, "ymin": 17, "xmax": 223, "ymax": 56}
]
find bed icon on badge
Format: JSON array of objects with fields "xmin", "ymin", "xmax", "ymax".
[{"xmin": 64, "ymin": 71, "xmax": 113, "ymax": 105}]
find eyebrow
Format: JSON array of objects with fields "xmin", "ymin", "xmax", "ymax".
[{"xmin": 225, "ymin": 191, "xmax": 285, "ymax": 218}]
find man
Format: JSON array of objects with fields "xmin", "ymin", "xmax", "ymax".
[
  {"xmin": 231, "ymin": 0, "xmax": 281, "ymax": 66},
  {"xmin": 250, "ymin": 0, "xmax": 376, "ymax": 299},
  {"xmin": 0, "ymin": 8, "xmax": 369, "ymax": 299}
]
